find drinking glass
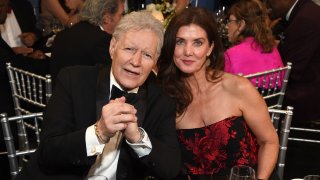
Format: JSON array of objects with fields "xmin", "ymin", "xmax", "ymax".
[
  {"xmin": 304, "ymin": 175, "xmax": 320, "ymax": 180},
  {"xmin": 229, "ymin": 165, "xmax": 256, "ymax": 180},
  {"xmin": 50, "ymin": 19, "xmax": 64, "ymax": 34}
]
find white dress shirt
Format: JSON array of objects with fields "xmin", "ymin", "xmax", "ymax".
[
  {"xmin": 0, "ymin": 10, "xmax": 24, "ymax": 47},
  {"xmin": 85, "ymin": 71, "xmax": 152, "ymax": 180}
]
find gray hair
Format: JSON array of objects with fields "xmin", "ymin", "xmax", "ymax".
[
  {"xmin": 79, "ymin": 0, "xmax": 124, "ymax": 26},
  {"xmin": 112, "ymin": 10, "xmax": 164, "ymax": 56}
]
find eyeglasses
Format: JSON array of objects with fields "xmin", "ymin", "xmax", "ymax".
[{"xmin": 225, "ymin": 19, "xmax": 239, "ymax": 24}]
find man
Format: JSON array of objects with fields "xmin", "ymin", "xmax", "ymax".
[
  {"xmin": 266, "ymin": 0, "xmax": 320, "ymax": 179},
  {"xmin": 1, "ymin": 0, "xmax": 49, "ymax": 179},
  {"xmin": 16, "ymin": 10, "xmax": 181, "ymax": 180},
  {"xmin": 1, "ymin": 0, "xmax": 45, "ymax": 59},
  {"xmin": 50, "ymin": 0, "xmax": 125, "ymax": 85},
  {"xmin": 0, "ymin": 0, "xmax": 49, "ymax": 117},
  {"xmin": 266, "ymin": 0, "xmax": 320, "ymax": 126}
]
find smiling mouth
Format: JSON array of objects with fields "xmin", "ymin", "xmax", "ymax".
[
  {"xmin": 124, "ymin": 68, "xmax": 139, "ymax": 75},
  {"xmin": 182, "ymin": 59, "xmax": 194, "ymax": 65}
]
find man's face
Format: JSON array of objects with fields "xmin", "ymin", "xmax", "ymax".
[
  {"xmin": 0, "ymin": 0, "xmax": 8, "ymax": 24},
  {"xmin": 107, "ymin": 2, "xmax": 125, "ymax": 34},
  {"xmin": 109, "ymin": 29, "xmax": 159, "ymax": 91},
  {"xmin": 266, "ymin": 0, "xmax": 291, "ymax": 20}
]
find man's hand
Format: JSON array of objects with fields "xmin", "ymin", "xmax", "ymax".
[
  {"xmin": 19, "ymin": 32, "xmax": 37, "ymax": 47},
  {"xmin": 97, "ymin": 97, "xmax": 138, "ymax": 142},
  {"xmin": 27, "ymin": 50, "xmax": 46, "ymax": 60},
  {"xmin": 12, "ymin": 47, "xmax": 34, "ymax": 56}
]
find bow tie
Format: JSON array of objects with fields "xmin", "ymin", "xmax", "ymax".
[{"xmin": 110, "ymin": 85, "xmax": 138, "ymax": 105}]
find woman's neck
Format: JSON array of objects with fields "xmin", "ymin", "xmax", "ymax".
[{"xmin": 185, "ymin": 70, "xmax": 211, "ymax": 94}]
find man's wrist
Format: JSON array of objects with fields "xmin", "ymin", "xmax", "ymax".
[
  {"xmin": 94, "ymin": 122, "xmax": 110, "ymax": 144},
  {"xmin": 127, "ymin": 127, "xmax": 145, "ymax": 144},
  {"xmin": 136, "ymin": 127, "xmax": 145, "ymax": 143}
]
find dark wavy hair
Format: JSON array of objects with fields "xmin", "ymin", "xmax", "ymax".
[
  {"xmin": 157, "ymin": 7, "xmax": 225, "ymax": 117},
  {"xmin": 228, "ymin": 0, "xmax": 276, "ymax": 52}
]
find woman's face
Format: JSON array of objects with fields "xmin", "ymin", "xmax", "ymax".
[
  {"xmin": 226, "ymin": 14, "xmax": 241, "ymax": 43},
  {"xmin": 173, "ymin": 24, "xmax": 213, "ymax": 74}
]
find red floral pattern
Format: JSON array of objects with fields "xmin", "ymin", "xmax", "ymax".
[{"xmin": 177, "ymin": 116, "xmax": 258, "ymax": 176}]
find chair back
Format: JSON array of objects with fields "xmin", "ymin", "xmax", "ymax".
[
  {"xmin": 289, "ymin": 127, "xmax": 320, "ymax": 144},
  {"xmin": 1, "ymin": 112, "xmax": 43, "ymax": 179},
  {"xmin": 269, "ymin": 106, "xmax": 293, "ymax": 180},
  {"xmin": 5, "ymin": 62, "xmax": 51, "ymax": 159},
  {"xmin": 6, "ymin": 62, "xmax": 52, "ymax": 115},
  {"xmin": 244, "ymin": 62, "xmax": 292, "ymax": 109}
]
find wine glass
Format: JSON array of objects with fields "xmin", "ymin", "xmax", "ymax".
[
  {"xmin": 50, "ymin": 19, "xmax": 64, "ymax": 34},
  {"xmin": 304, "ymin": 175, "xmax": 320, "ymax": 180},
  {"xmin": 229, "ymin": 165, "xmax": 256, "ymax": 180}
]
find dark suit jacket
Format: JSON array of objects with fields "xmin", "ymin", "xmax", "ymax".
[
  {"xmin": 50, "ymin": 21, "xmax": 112, "ymax": 85},
  {"xmin": 10, "ymin": 0, "xmax": 42, "ymax": 43},
  {"xmin": 279, "ymin": 0, "xmax": 320, "ymax": 124},
  {"xmin": 16, "ymin": 65, "xmax": 181, "ymax": 180},
  {"xmin": 0, "ymin": 37, "xmax": 16, "ymax": 116}
]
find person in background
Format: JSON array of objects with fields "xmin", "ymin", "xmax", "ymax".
[
  {"xmin": 0, "ymin": 0, "xmax": 15, "ymax": 179},
  {"xmin": 224, "ymin": 0, "xmax": 283, "ymax": 86},
  {"xmin": 15, "ymin": 10, "xmax": 181, "ymax": 180},
  {"xmin": 1, "ymin": 0, "xmax": 46, "ymax": 59},
  {"xmin": 266, "ymin": 0, "xmax": 320, "ymax": 178},
  {"xmin": 266, "ymin": 0, "xmax": 320, "ymax": 127},
  {"xmin": 0, "ymin": 0, "xmax": 50, "ymax": 117},
  {"xmin": 38, "ymin": 0, "xmax": 84, "ymax": 36},
  {"xmin": 50, "ymin": 0, "xmax": 124, "ymax": 86},
  {"xmin": 157, "ymin": 7, "xmax": 279, "ymax": 179},
  {"xmin": 174, "ymin": 0, "xmax": 238, "ymax": 13},
  {"xmin": 1, "ymin": 0, "xmax": 49, "ymax": 178}
]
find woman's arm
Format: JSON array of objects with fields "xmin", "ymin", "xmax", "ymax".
[
  {"xmin": 238, "ymin": 78, "xmax": 279, "ymax": 179},
  {"xmin": 42, "ymin": 0, "xmax": 77, "ymax": 26}
]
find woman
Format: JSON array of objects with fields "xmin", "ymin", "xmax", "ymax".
[
  {"xmin": 38, "ymin": 0, "xmax": 84, "ymax": 36},
  {"xmin": 157, "ymin": 7, "xmax": 279, "ymax": 179},
  {"xmin": 224, "ymin": 0, "xmax": 283, "ymax": 82}
]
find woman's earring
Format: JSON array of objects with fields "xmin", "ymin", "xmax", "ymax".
[{"xmin": 206, "ymin": 55, "xmax": 211, "ymax": 66}]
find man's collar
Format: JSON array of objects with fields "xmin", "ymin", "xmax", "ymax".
[
  {"xmin": 286, "ymin": 0, "xmax": 299, "ymax": 21},
  {"xmin": 99, "ymin": 25, "xmax": 104, "ymax": 31},
  {"xmin": 110, "ymin": 70, "xmax": 139, "ymax": 97}
]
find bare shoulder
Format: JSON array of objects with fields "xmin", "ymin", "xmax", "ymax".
[{"xmin": 221, "ymin": 72, "xmax": 255, "ymax": 96}]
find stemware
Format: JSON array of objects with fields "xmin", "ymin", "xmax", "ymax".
[
  {"xmin": 229, "ymin": 165, "xmax": 256, "ymax": 180},
  {"xmin": 304, "ymin": 175, "xmax": 320, "ymax": 180},
  {"xmin": 50, "ymin": 19, "xmax": 64, "ymax": 34}
]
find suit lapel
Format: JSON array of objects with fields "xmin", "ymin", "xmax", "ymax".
[
  {"xmin": 288, "ymin": 0, "xmax": 307, "ymax": 24},
  {"xmin": 95, "ymin": 65, "xmax": 111, "ymax": 119},
  {"xmin": 136, "ymin": 83, "xmax": 148, "ymax": 126}
]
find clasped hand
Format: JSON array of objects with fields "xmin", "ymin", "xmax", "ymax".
[{"xmin": 96, "ymin": 97, "xmax": 141, "ymax": 143}]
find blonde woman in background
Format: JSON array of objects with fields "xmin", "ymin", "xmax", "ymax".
[{"xmin": 39, "ymin": 0, "xmax": 84, "ymax": 36}]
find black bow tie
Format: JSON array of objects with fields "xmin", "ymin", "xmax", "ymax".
[
  {"xmin": 110, "ymin": 85, "xmax": 138, "ymax": 105},
  {"xmin": 110, "ymin": 85, "xmax": 127, "ymax": 100}
]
